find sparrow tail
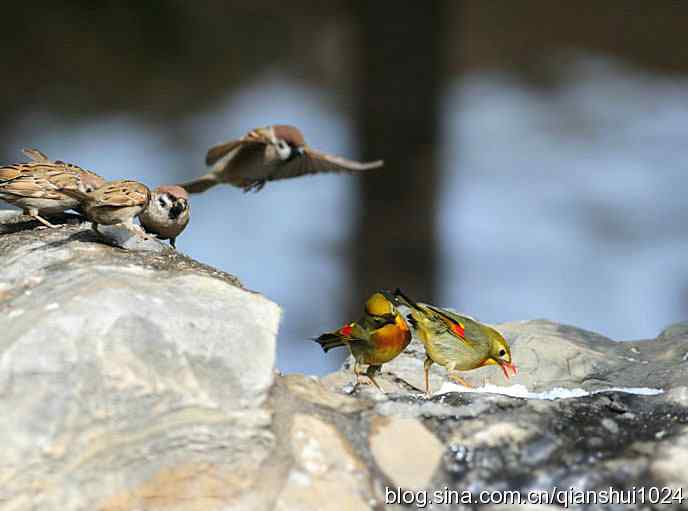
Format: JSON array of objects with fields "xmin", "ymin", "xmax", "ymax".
[
  {"xmin": 177, "ymin": 173, "xmax": 219, "ymax": 194},
  {"xmin": 312, "ymin": 333, "xmax": 346, "ymax": 353}
]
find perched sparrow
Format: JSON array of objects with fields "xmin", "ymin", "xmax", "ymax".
[
  {"xmin": 395, "ymin": 289, "xmax": 517, "ymax": 397},
  {"xmin": 179, "ymin": 124, "xmax": 384, "ymax": 193},
  {"xmin": 313, "ymin": 291, "xmax": 411, "ymax": 393},
  {"xmin": 0, "ymin": 148, "xmax": 105, "ymax": 228},
  {"xmin": 139, "ymin": 185, "xmax": 190, "ymax": 248},
  {"xmin": 59, "ymin": 180, "xmax": 150, "ymax": 235}
]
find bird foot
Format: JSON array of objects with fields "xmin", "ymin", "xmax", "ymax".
[
  {"xmin": 31, "ymin": 215, "xmax": 59, "ymax": 229},
  {"xmin": 448, "ymin": 373, "xmax": 474, "ymax": 388},
  {"xmin": 354, "ymin": 376, "xmax": 371, "ymax": 387}
]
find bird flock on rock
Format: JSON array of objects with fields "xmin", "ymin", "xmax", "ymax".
[
  {"xmin": 0, "ymin": 124, "xmax": 382, "ymax": 247},
  {"xmin": 0, "ymin": 124, "xmax": 515, "ymax": 396}
]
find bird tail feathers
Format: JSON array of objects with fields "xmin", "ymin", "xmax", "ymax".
[{"xmin": 312, "ymin": 333, "xmax": 347, "ymax": 353}]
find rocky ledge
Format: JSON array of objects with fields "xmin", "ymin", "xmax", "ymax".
[{"xmin": 2, "ymin": 213, "xmax": 688, "ymax": 511}]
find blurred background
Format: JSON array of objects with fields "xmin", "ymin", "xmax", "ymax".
[{"xmin": 2, "ymin": 2, "xmax": 688, "ymax": 374}]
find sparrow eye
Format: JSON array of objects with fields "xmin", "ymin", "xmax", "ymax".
[{"xmin": 275, "ymin": 139, "xmax": 292, "ymax": 161}]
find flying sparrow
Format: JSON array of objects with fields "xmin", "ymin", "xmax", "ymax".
[
  {"xmin": 0, "ymin": 148, "xmax": 105, "ymax": 228},
  {"xmin": 179, "ymin": 124, "xmax": 384, "ymax": 193},
  {"xmin": 59, "ymin": 179, "xmax": 151, "ymax": 235},
  {"xmin": 139, "ymin": 185, "xmax": 190, "ymax": 248}
]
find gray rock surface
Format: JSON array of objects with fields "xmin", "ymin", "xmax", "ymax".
[
  {"xmin": 0, "ymin": 216, "xmax": 281, "ymax": 510},
  {"xmin": 5, "ymin": 214, "xmax": 688, "ymax": 511},
  {"xmin": 271, "ymin": 375, "xmax": 688, "ymax": 511}
]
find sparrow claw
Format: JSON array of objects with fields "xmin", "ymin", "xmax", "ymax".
[{"xmin": 242, "ymin": 180, "xmax": 266, "ymax": 193}]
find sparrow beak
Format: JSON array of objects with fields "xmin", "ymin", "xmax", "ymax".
[{"xmin": 170, "ymin": 199, "xmax": 187, "ymax": 219}]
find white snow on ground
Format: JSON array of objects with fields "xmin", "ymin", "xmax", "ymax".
[{"xmin": 436, "ymin": 382, "xmax": 664, "ymax": 400}]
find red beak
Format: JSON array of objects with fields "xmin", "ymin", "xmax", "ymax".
[{"xmin": 500, "ymin": 362, "xmax": 518, "ymax": 379}]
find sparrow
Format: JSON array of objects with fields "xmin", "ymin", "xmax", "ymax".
[
  {"xmin": 139, "ymin": 185, "xmax": 190, "ymax": 249},
  {"xmin": 59, "ymin": 179, "xmax": 151, "ymax": 235},
  {"xmin": 313, "ymin": 290, "xmax": 411, "ymax": 393},
  {"xmin": 0, "ymin": 148, "xmax": 105, "ymax": 228},
  {"xmin": 394, "ymin": 289, "xmax": 517, "ymax": 397},
  {"xmin": 179, "ymin": 124, "xmax": 384, "ymax": 193}
]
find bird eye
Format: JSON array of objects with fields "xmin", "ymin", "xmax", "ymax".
[
  {"xmin": 275, "ymin": 139, "xmax": 292, "ymax": 161},
  {"xmin": 499, "ymin": 348, "xmax": 506, "ymax": 357}
]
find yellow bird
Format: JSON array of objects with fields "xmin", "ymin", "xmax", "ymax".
[
  {"xmin": 313, "ymin": 291, "xmax": 411, "ymax": 392},
  {"xmin": 394, "ymin": 289, "xmax": 516, "ymax": 396}
]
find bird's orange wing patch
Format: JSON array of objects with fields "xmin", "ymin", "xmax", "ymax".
[{"xmin": 451, "ymin": 323, "xmax": 465, "ymax": 338}]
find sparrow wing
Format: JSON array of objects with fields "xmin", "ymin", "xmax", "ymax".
[
  {"xmin": 92, "ymin": 180, "xmax": 149, "ymax": 207},
  {"xmin": 0, "ymin": 164, "xmax": 76, "ymax": 199},
  {"xmin": 205, "ymin": 139, "xmax": 245, "ymax": 166},
  {"xmin": 0, "ymin": 164, "xmax": 26, "ymax": 183},
  {"xmin": 266, "ymin": 147, "xmax": 383, "ymax": 182},
  {"xmin": 205, "ymin": 127, "xmax": 274, "ymax": 166},
  {"xmin": 22, "ymin": 148, "xmax": 51, "ymax": 163}
]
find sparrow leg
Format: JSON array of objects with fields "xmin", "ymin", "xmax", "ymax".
[
  {"xmin": 25, "ymin": 208, "xmax": 58, "ymax": 228},
  {"xmin": 92, "ymin": 222, "xmax": 102, "ymax": 237},
  {"xmin": 424, "ymin": 356, "xmax": 434, "ymax": 397},
  {"xmin": 170, "ymin": 238, "xmax": 176, "ymax": 249},
  {"xmin": 243, "ymin": 180, "xmax": 266, "ymax": 193},
  {"xmin": 365, "ymin": 365, "xmax": 385, "ymax": 394}
]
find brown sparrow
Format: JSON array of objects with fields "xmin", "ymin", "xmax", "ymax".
[
  {"xmin": 139, "ymin": 185, "xmax": 190, "ymax": 248},
  {"xmin": 0, "ymin": 148, "xmax": 106, "ymax": 228},
  {"xmin": 59, "ymin": 179, "xmax": 151, "ymax": 235},
  {"xmin": 179, "ymin": 124, "xmax": 384, "ymax": 193}
]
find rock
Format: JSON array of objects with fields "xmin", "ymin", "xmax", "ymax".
[
  {"xmin": 600, "ymin": 417, "xmax": 619, "ymax": 435},
  {"xmin": 0, "ymin": 218, "xmax": 280, "ymax": 510},
  {"xmin": 449, "ymin": 421, "xmax": 536, "ymax": 448},
  {"xmin": 369, "ymin": 416, "xmax": 443, "ymax": 491},
  {"xmin": 650, "ymin": 426, "xmax": 688, "ymax": 495},
  {"xmin": 280, "ymin": 374, "xmax": 372, "ymax": 414},
  {"xmin": 275, "ymin": 414, "xmax": 371, "ymax": 511},
  {"xmin": 658, "ymin": 320, "xmax": 688, "ymax": 341},
  {"xmin": 663, "ymin": 386, "xmax": 688, "ymax": 407},
  {"xmin": 270, "ymin": 374, "xmax": 688, "ymax": 511},
  {"xmin": 8, "ymin": 214, "xmax": 688, "ymax": 510},
  {"xmin": 97, "ymin": 223, "xmax": 168, "ymax": 251}
]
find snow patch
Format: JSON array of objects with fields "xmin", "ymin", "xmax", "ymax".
[{"xmin": 436, "ymin": 382, "xmax": 663, "ymax": 400}]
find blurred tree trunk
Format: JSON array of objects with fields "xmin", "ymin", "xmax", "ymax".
[{"xmin": 351, "ymin": 0, "xmax": 448, "ymax": 310}]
